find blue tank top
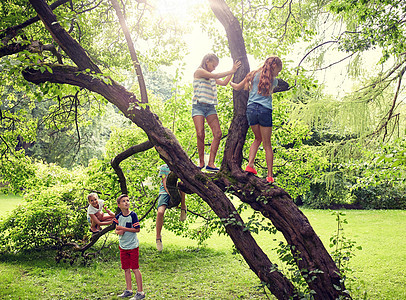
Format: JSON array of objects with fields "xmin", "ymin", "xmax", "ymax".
[{"xmin": 247, "ymin": 73, "xmax": 278, "ymax": 110}]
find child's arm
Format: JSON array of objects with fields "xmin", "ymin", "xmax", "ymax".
[
  {"xmin": 115, "ymin": 226, "xmax": 140, "ymax": 235},
  {"xmin": 230, "ymin": 76, "xmax": 248, "ymax": 91},
  {"xmin": 216, "ymin": 61, "xmax": 242, "ymax": 86},
  {"xmin": 194, "ymin": 60, "xmax": 241, "ymax": 81},
  {"xmin": 162, "ymin": 175, "xmax": 170, "ymax": 195},
  {"xmin": 104, "ymin": 207, "xmax": 115, "ymax": 217}
]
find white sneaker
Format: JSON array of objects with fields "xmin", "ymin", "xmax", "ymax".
[
  {"xmin": 156, "ymin": 238, "xmax": 163, "ymax": 251},
  {"xmin": 180, "ymin": 207, "xmax": 187, "ymax": 221}
]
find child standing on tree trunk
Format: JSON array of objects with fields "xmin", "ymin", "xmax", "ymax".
[
  {"xmin": 230, "ymin": 56, "xmax": 283, "ymax": 183},
  {"xmin": 192, "ymin": 53, "xmax": 241, "ymax": 172},
  {"xmin": 114, "ymin": 194, "xmax": 145, "ymax": 299}
]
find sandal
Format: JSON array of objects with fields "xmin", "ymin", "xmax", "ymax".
[{"xmin": 205, "ymin": 166, "xmax": 219, "ymax": 172}]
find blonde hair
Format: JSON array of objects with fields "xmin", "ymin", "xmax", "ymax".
[
  {"xmin": 244, "ymin": 56, "xmax": 282, "ymax": 96},
  {"xmin": 199, "ymin": 53, "xmax": 219, "ymax": 71},
  {"xmin": 87, "ymin": 192, "xmax": 98, "ymax": 202}
]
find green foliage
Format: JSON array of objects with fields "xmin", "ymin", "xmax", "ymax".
[
  {"xmin": 0, "ymin": 179, "xmax": 88, "ymax": 253},
  {"xmin": 297, "ymin": 138, "xmax": 406, "ymax": 209},
  {"xmin": 329, "ymin": 212, "xmax": 362, "ymax": 297},
  {"xmin": 0, "ymin": 153, "xmax": 35, "ymax": 195},
  {"xmin": 271, "ymin": 241, "xmax": 317, "ymax": 298},
  {"xmin": 0, "ymin": 55, "xmax": 130, "ymax": 168},
  {"xmin": 201, "ymin": 0, "xmax": 322, "ymax": 58},
  {"xmin": 328, "ymin": 0, "xmax": 406, "ymax": 58}
]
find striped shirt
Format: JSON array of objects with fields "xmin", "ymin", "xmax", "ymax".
[{"xmin": 193, "ymin": 76, "xmax": 218, "ymax": 105}]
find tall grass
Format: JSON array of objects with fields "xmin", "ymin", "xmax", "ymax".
[{"xmin": 0, "ymin": 194, "xmax": 405, "ymax": 299}]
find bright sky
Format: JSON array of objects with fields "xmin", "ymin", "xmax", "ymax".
[
  {"xmin": 150, "ymin": 0, "xmax": 384, "ymax": 97},
  {"xmin": 152, "ymin": 0, "xmax": 242, "ymax": 83}
]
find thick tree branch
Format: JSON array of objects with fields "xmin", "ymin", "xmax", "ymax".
[
  {"xmin": 110, "ymin": 140, "xmax": 154, "ymax": 194},
  {"xmin": 28, "ymin": 0, "xmax": 100, "ymax": 72}
]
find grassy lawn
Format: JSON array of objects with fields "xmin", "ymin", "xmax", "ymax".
[
  {"xmin": 0, "ymin": 192, "xmax": 22, "ymax": 218},
  {"xmin": 0, "ymin": 194, "xmax": 405, "ymax": 299}
]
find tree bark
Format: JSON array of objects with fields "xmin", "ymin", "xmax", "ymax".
[
  {"xmin": 209, "ymin": 1, "xmax": 348, "ymax": 299},
  {"xmin": 23, "ymin": 0, "xmax": 350, "ymax": 299},
  {"xmin": 110, "ymin": 141, "xmax": 154, "ymax": 194}
]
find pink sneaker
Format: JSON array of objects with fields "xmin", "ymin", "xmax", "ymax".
[
  {"xmin": 245, "ymin": 166, "xmax": 257, "ymax": 174},
  {"xmin": 266, "ymin": 176, "xmax": 275, "ymax": 183}
]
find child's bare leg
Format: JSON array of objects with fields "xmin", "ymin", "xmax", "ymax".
[
  {"xmin": 90, "ymin": 218, "xmax": 99, "ymax": 232},
  {"xmin": 156, "ymin": 205, "xmax": 166, "ymax": 239},
  {"xmin": 180, "ymin": 191, "xmax": 186, "ymax": 210},
  {"xmin": 100, "ymin": 213, "xmax": 114, "ymax": 222},
  {"xmin": 133, "ymin": 269, "xmax": 143, "ymax": 292},
  {"xmin": 124, "ymin": 269, "xmax": 132, "ymax": 291}
]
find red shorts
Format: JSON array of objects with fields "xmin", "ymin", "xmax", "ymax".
[{"xmin": 119, "ymin": 247, "xmax": 139, "ymax": 270}]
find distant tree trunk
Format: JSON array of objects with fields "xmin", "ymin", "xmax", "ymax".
[{"xmin": 23, "ymin": 0, "xmax": 350, "ymax": 299}]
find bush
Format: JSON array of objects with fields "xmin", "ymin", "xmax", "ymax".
[
  {"xmin": 301, "ymin": 172, "xmax": 352, "ymax": 209},
  {"xmin": 0, "ymin": 183, "xmax": 88, "ymax": 254},
  {"xmin": 352, "ymin": 183, "xmax": 406, "ymax": 209}
]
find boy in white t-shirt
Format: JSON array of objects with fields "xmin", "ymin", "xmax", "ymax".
[{"xmin": 87, "ymin": 192, "xmax": 115, "ymax": 233}]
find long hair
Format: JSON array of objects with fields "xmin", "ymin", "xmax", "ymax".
[
  {"xmin": 199, "ymin": 53, "xmax": 219, "ymax": 71},
  {"xmin": 244, "ymin": 56, "xmax": 282, "ymax": 96}
]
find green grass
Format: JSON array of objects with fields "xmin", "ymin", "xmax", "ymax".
[
  {"xmin": 0, "ymin": 194, "xmax": 405, "ymax": 299},
  {"xmin": 0, "ymin": 192, "xmax": 22, "ymax": 218}
]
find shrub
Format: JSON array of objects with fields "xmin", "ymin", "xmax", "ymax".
[
  {"xmin": 352, "ymin": 183, "xmax": 406, "ymax": 209},
  {"xmin": 0, "ymin": 183, "xmax": 87, "ymax": 254}
]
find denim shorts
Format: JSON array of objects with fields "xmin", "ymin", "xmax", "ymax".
[
  {"xmin": 246, "ymin": 103, "xmax": 273, "ymax": 127},
  {"xmin": 157, "ymin": 193, "xmax": 170, "ymax": 208},
  {"xmin": 192, "ymin": 102, "xmax": 217, "ymax": 118}
]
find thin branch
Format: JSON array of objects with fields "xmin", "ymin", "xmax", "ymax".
[
  {"xmin": 296, "ymin": 40, "xmax": 339, "ymax": 76},
  {"xmin": 110, "ymin": 0, "xmax": 148, "ymax": 103},
  {"xmin": 374, "ymin": 65, "xmax": 405, "ymax": 141},
  {"xmin": 313, "ymin": 52, "xmax": 355, "ymax": 72}
]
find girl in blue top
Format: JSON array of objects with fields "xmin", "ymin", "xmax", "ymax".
[
  {"xmin": 231, "ymin": 56, "xmax": 283, "ymax": 183},
  {"xmin": 192, "ymin": 53, "xmax": 241, "ymax": 172}
]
